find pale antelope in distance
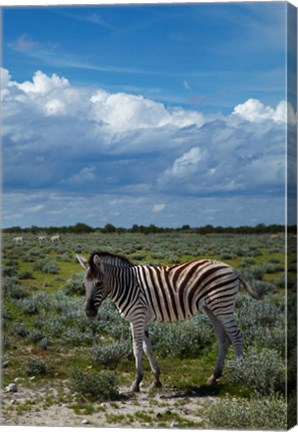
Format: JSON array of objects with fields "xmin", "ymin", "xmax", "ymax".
[
  {"xmin": 36, "ymin": 236, "xmax": 47, "ymax": 243},
  {"xmin": 50, "ymin": 235, "xmax": 61, "ymax": 243},
  {"xmin": 77, "ymin": 251, "xmax": 262, "ymax": 392},
  {"xmin": 12, "ymin": 236, "xmax": 23, "ymax": 243}
]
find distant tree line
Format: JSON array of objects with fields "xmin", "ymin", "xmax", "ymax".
[{"xmin": 2, "ymin": 222, "xmax": 296, "ymax": 234}]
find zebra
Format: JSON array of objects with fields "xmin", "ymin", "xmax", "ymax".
[{"xmin": 77, "ymin": 251, "xmax": 261, "ymax": 392}]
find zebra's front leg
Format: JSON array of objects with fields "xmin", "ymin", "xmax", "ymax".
[
  {"xmin": 143, "ymin": 330, "xmax": 162, "ymax": 389},
  {"xmin": 130, "ymin": 321, "xmax": 145, "ymax": 392}
]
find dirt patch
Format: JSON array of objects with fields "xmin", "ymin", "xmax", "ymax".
[{"xmin": 1, "ymin": 381, "xmax": 218, "ymax": 428}]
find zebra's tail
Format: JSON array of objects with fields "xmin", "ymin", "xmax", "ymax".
[{"xmin": 238, "ymin": 275, "xmax": 263, "ymax": 300}]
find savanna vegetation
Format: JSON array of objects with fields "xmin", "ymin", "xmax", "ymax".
[{"xmin": 2, "ymin": 230, "xmax": 296, "ymax": 428}]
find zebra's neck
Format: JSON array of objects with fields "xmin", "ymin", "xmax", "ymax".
[{"xmin": 105, "ymin": 267, "xmax": 139, "ymax": 318}]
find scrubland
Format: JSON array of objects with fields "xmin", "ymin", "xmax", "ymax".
[{"xmin": 2, "ymin": 232, "xmax": 295, "ymax": 428}]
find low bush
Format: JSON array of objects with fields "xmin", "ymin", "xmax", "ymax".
[
  {"xmin": 244, "ymin": 324, "xmax": 285, "ymax": 354},
  {"xmin": 3, "ymin": 277, "xmax": 30, "ymax": 299},
  {"xmin": 37, "ymin": 337, "xmax": 51, "ymax": 350},
  {"xmin": 208, "ymin": 394, "xmax": 286, "ymax": 430},
  {"xmin": 57, "ymin": 252, "xmax": 73, "ymax": 262},
  {"xmin": 239, "ymin": 257, "xmax": 256, "ymax": 267},
  {"xmin": 3, "ymin": 265, "xmax": 18, "ymax": 277},
  {"xmin": 167, "ymin": 255, "xmax": 180, "ymax": 264},
  {"xmin": 33, "ymin": 258, "xmax": 60, "ymax": 274},
  {"xmin": 12, "ymin": 322, "xmax": 30, "ymax": 338},
  {"xmin": 63, "ymin": 272, "xmax": 85, "ymax": 296},
  {"xmin": 246, "ymin": 246, "xmax": 262, "ymax": 257},
  {"xmin": 19, "ymin": 271, "xmax": 35, "ymax": 280},
  {"xmin": 275, "ymin": 274, "xmax": 285, "ymax": 289},
  {"xmin": 149, "ymin": 314, "xmax": 213, "ymax": 359},
  {"xmin": 28, "ymin": 330, "xmax": 45, "ymax": 343},
  {"xmin": 23, "ymin": 358, "xmax": 53, "ymax": 377},
  {"xmin": 219, "ymin": 250, "xmax": 234, "ymax": 260},
  {"xmin": 226, "ymin": 347, "xmax": 285, "ymax": 395},
  {"xmin": 70, "ymin": 369, "xmax": 120, "ymax": 401},
  {"xmin": 130, "ymin": 252, "xmax": 147, "ymax": 261},
  {"xmin": 92, "ymin": 340, "xmax": 132, "ymax": 366},
  {"xmin": 234, "ymin": 294, "xmax": 285, "ymax": 352},
  {"xmin": 60, "ymin": 326, "xmax": 95, "ymax": 345},
  {"xmin": 19, "ymin": 292, "xmax": 59, "ymax": 315},
  {"xmin": 241, "ymin": 265, "xmax": 266, "ymax": 281}
]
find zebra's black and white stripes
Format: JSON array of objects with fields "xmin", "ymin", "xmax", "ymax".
[
  {"xmin": 77, "ymin": 251, "xmax": 261, "ymax": 392},
  {"xmin": 134, "ymin": 260, "xmax": 240, "ymax": 322}
]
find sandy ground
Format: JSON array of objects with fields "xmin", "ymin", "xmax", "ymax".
[{"xmin": 1, "ymin": 380, "xmax": 218, "ymax": 428}]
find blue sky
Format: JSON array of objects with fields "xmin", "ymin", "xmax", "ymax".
[{"xmin": 1, "ymin": 2, "xmax": 293, "ymax": 228}]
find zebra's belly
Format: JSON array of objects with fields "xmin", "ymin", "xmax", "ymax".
[{"xmin": 148, "ymin": 305, "xmax": 198, "ymax": 323}]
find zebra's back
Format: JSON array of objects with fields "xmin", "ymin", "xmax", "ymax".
[{"xmin": 134, "ymin": 259, "xmax": 239, "ymax": 323}]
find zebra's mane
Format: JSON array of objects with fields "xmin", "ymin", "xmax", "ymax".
[{"xmin": 88, "ymin": 251, "xmax": 133, "ymax": 273}]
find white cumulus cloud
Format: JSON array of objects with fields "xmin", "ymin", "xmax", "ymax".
[
  {"xmin": 24, "ymin": 204, "xmax": 45, "ymax": 213},
  {"xmin": 1, "ymin": 67, "xmax": 290, "ymax": 228},
  {"xmin": 152, "ymin": 203, "xmax": 166, "ymax": 213},
  {"xmin": 160, "ymin": 147, "xmax": 204, "ymax": 184},
  {"xmin": 90, "ymin": 89, "xmax": 205, "ymax": 134},
  {"xmin": 16, "ymin": 70, "xmax": 69, "ymax": 94},
  {"xmin": 232, "ymin": 98, "xmax": 295, "ymax": 124},
  {"xmin": 60, "ymin": 166, "xmax": 97, "ymax": 185},
  {"xmin": 1, "ymin": 67, "xmax": 11, "ymax": 87},
  {"xmin": 44, "ymin": 98, "xmax": 66, "ymax": 116}
]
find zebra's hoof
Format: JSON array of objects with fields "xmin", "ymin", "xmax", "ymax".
[
  {"xmin": 149, "ymin": 381, "xmax": 162, "ymax": 390},
  {"xmin": 207, "ymin": 375, "xmax": 217, "ymax": 385},
  {"xmin": 130, "ymin": 383, "xmax": 140, "ymax": 392}
]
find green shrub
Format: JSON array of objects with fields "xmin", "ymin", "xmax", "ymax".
[
  {"xmin": 33, "ymin": 258, "xmax": 60, "ymax": 274},
  {"xmin": 149, "ymin": 314, "xmax": 213, "ymax": 358},
  {"xmin": 246, "ymin": 247, "xmax": 262, "ymax": 257},
  {"xmin": 275, "ymin": 274, "xmax": 285, "ymax": 289},
  {"xmin": 226, "ymin": 347, "xmax": 285, "ymax": 395},
  {"xmin": 57, "ymin": 252, "xmax": 73, "ymax": 262},
  {"xmin": 23, "ymin": 358, "xmax": 53, "ymax": 377},
  {"xmin": 151, "ymin": 251, "xmax": 165, "ymax": 260},
  {"xmin": 244, "ymin": 324, "xmax": 285, "ymax": 354},
  {"xmin": 63, "ymin": 272, "xmax": 85, "ymax": 296},
  {"xmin": 241, "ymin": 265, "xmax": 266, "ymax": 281},
  {"xmin": 12, "ymin": 321, "xmax": 30, "ymax": 338},
  {"xmin": 37, "ymin": 337, "xmax": 51, "ymax": 350},
  {"xmin": 167, "ymin": 255, "xmax": 180, "ymax": 264},
  {"xmin": 70, "ymin": 369, "xmax": 120, "ymax": 401},
  {"xmin": 130, "ymin": 252, "xmax": 147, "ymax": 261},
  {"xmin": 19, "ymin": 293, "xmax": 53, "ymax": 315},
  {"xmin": 240, "ymin": 257, "xmax": 256, "ymax": 267},
  {"xmin": 219, "ymin": 250, "xmax": 234, "ymax": 260},
  {"xmin": 3, "ymin": 265, "xmax": 18, "ymax": 277},
  {"xmin": 208, "ymin": 395, "xmax": 286, "ymax": 430},
  {"xmin": 28, "ymin": 330, "xmax": 45, "ymax": 343},
  {"xmin": 3, "ymin": 277, "xmax": 29, "ymax": 299},
  {"xmin": 92, "ymin": 340, "xmax": 132, "ymax": 365},
  {"xmin": 2, "ymin": 306, "xmax": 13, "ymax": 321},
  {"xmin": 60, "ymin": 327, "xmax": 95, "ymax": 345},
  {"xmin": 23, "ymin": 251, "xmax": 41, "ymax": 262},
  {"xmin": 19, "ymin": 271, "xmax": 35, "ymax": 280},
  {"xmin": 235, "ymin": 294, "xmax": 285, "ymax": 353}
]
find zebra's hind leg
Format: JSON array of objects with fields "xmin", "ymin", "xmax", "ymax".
[
  {"xmin": 218, "ymin": 316, "xmax": 243, "ymax": 361},
  {"xmin": 203, "ymin": 307, "xmax": 231, "ymax": 385},
  {"xmin": 143, "ymin": 330, "xmax": 162, "ymax": 389}
]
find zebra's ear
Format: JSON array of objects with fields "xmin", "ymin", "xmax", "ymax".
[
  {"xmin": 93, "ymin": 254, "xmax": 102, "ymax": 268},
  {"xmin": 76, "ymin": 254, "xmax": 89, "ymax": 269},
  {"xmin": 91, "ymin": 254, "xmax": 105, "ymax": 277}
]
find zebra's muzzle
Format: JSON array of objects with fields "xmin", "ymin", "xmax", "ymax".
[{"xmin": 85, "ymin": 307, "xmax": 97, "ymax": 320}]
